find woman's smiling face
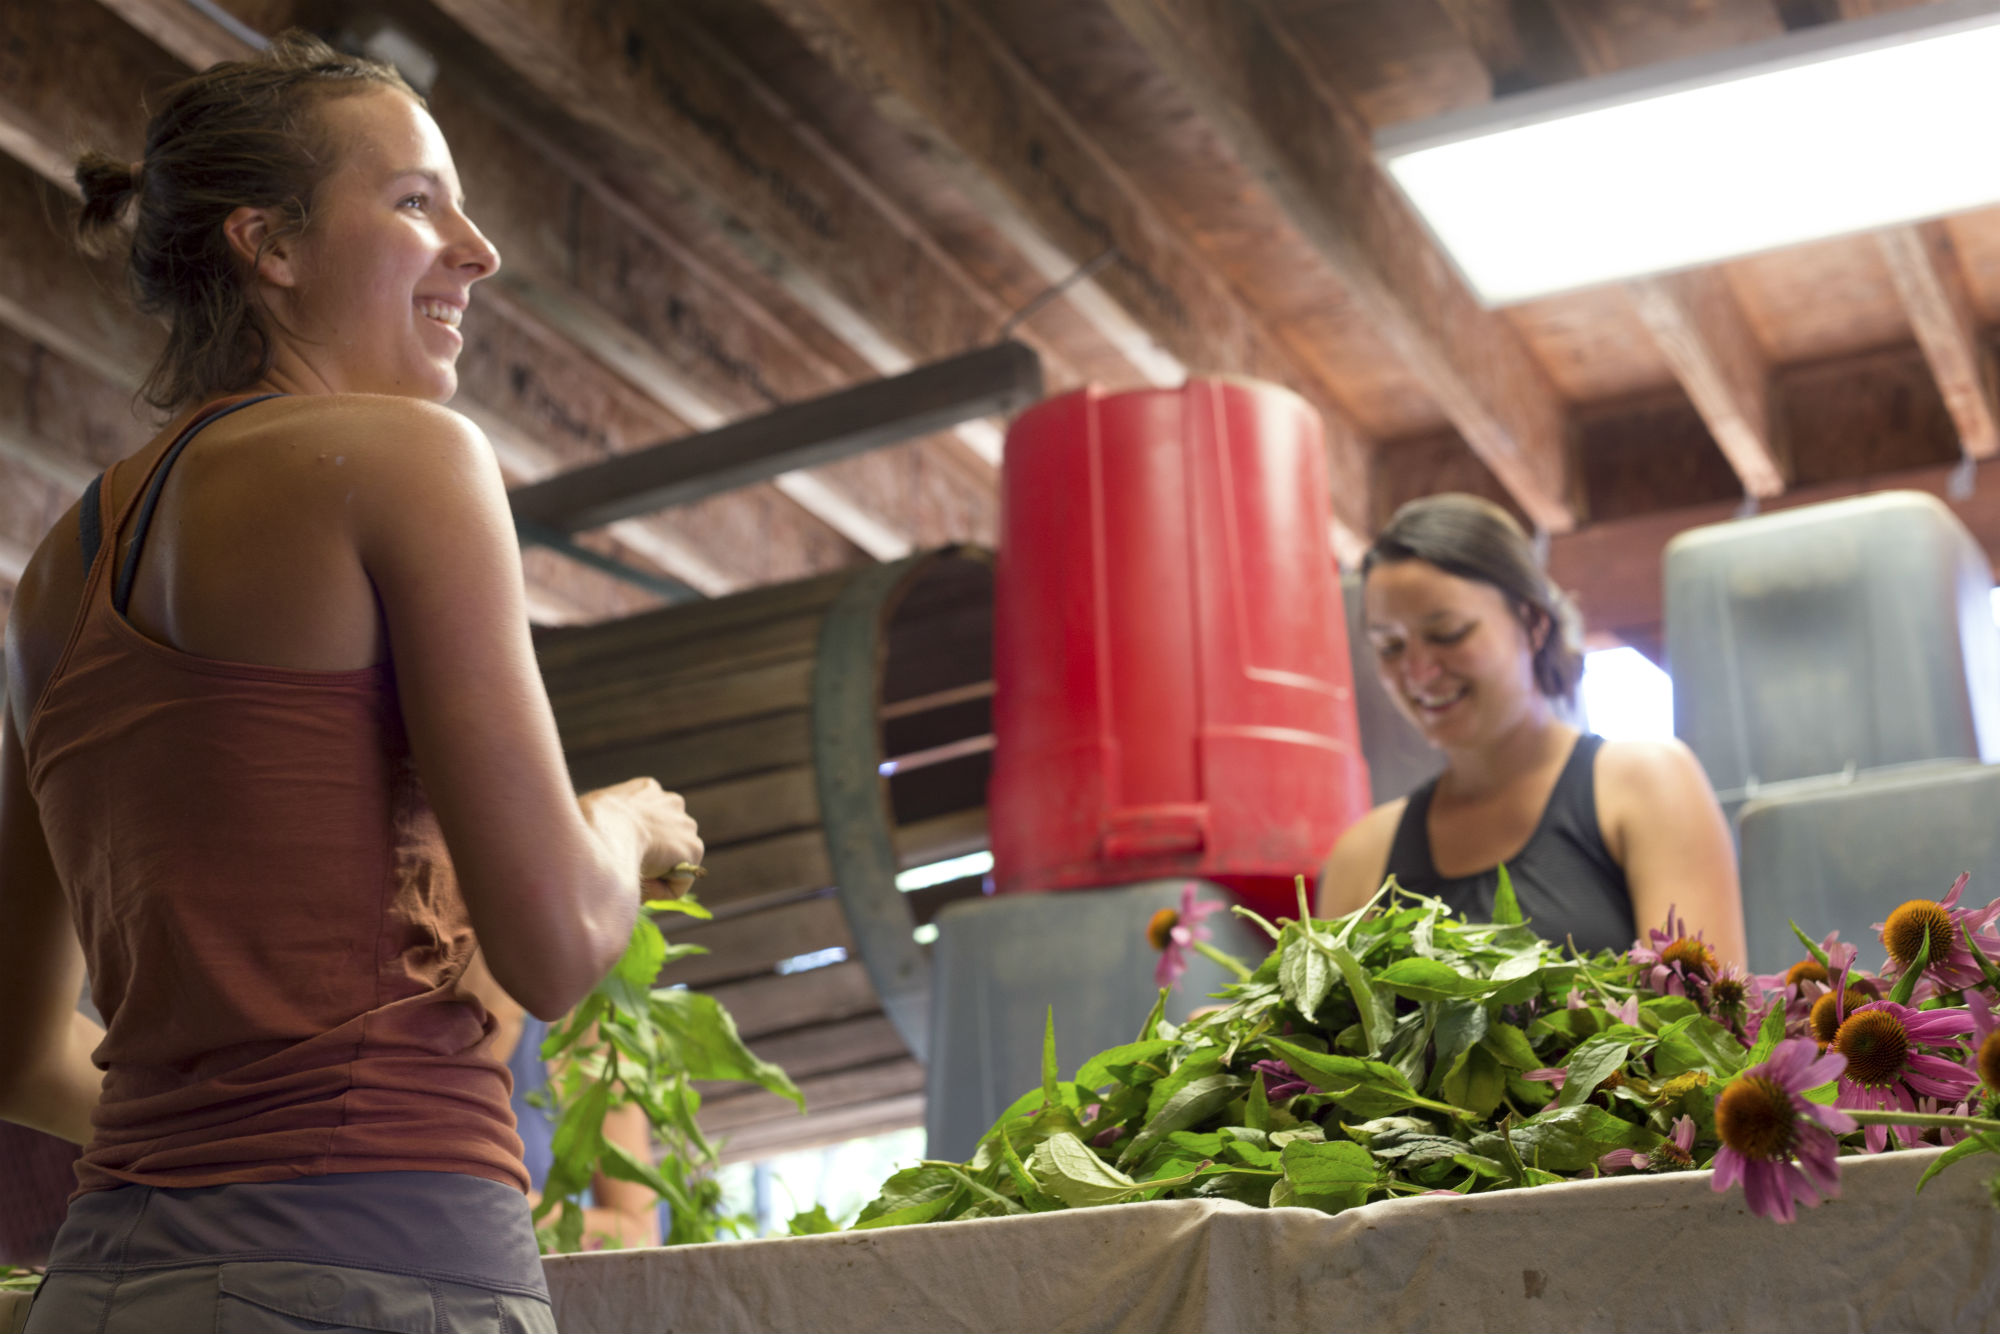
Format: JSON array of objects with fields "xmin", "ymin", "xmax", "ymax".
[
  {"xmin": 259, "ymin": 87, "xmax": 499, "ymax": 401},
  {"xmin": 1363, "ymin": 557, "xmax": 1545, "ymax": 749}
]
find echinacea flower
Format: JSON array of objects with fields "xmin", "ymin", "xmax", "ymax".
[
  {"xmin": 1711, "ymin": 1039, "xmax": 1855, "ymax": 1223},
  {"xmin": 1564, "ymin": 988, "xmax": 1638, "ymax": 1026},
  {"xmin": 1709, "ymin": 963, "xmax": 1757, "ymax": 1033},
  {"xmin": 1601, "ymin": 1115, "xmax": 1696, "ymax": 1174},
  {"xmin": 1873, "ymin": 872, "xmax": 2000, "ymax": 993},
  {"xmin": 1147, "ymin": 883, "xmax": 1223, "ymax": 990},
  {"xmin": 1967, "ymin": 990, "xmax": 2000, "ymax": 1096},
  {"xmin": 1628, "ymin": 906, "xmax": 1719, "ymax": 1000},
  {"xmin": 1521, "ymin": 1063, "xmax": 1625, "ymax": 1111},
  {"xmin": 1830, "ymin": 1000, "xmax": 1977, "ymax": 1152},
  {"xmin": 1251, "ymin": 1058, "xmax": 1319, "ymax": 1100},
  {"xmin": 1808, "ymin": 985, "xmax": 1876, "ymax": 1046},
  {"xmin": 1756, "ymin": 933, "xmax": 1864, "ymax": 1037},
  {"xmin": 1913, "ymin": 1096, "xmax": 1975, "ymax": 1147}
]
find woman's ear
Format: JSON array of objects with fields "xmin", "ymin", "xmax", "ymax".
[
  {"xmin": 222, "ymin": 206, "xmax": 299, "ymax": 288},
  {"xmin": 1522, "ymin": 603, "xmax": 1551, "ymax": 654}
]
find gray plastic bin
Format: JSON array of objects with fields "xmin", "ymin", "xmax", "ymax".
[
  {"xmin": 1664, "ymin": 491, "xmax": 2000, "ymax": 805},
  {"xmin": 1734, "ymin": 759, "xmax": 2000, "ymax": 974},
  {"xmin": 924, "ymin": 881, "xmax": 1271, "ymax": 1161}
]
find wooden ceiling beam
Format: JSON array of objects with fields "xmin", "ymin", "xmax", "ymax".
[
  {"xmin": 743, "ymin": 0, "xmax": 1374, "ymax": 540},
  {"xmin": 1436, "ymin": 0, "xmax": 1590, "ymax": 94},
  {"xmin": 1103, "ymin": 0, "xmax": 1578, "ymax": 533},
  {"xmin": 1874, "ymin": 222, "xmax": 2000, "ymax": 461},
  {"xmin": 1627, "ymin": 269, "xmax": 1787, "ymax": 496},
  {"xmin": 1835, "ymin": 3, "xmax": 1997, "ymax": 454},
  {"xmin": 94, "ymin": 0, "xmax": 263, "ymax": 71},
  {"xmin": 423, "ymin": 0, "xmax": 1080, "ymax": 474},
  {"xmin": 509, "ymin": 342, "xmax": 1041, "ymax": 535}
]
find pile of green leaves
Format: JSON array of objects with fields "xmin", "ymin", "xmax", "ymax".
[
  {"xmin": 534, "ymin": 894, "xmax": 803, "ymax": 1252},
  {"xmin": 849, "ymin": 876, "xmax": 1812, "ymax": 1226}
]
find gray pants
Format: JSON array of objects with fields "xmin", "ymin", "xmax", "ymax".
[{"xmin": 24, "ymin": 1172, "xmax": 555, "ymax": 1334}]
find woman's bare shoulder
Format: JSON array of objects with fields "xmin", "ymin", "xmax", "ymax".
[
  {"xmin": 210, "ymin": 395, "xmax": 500, "ymax": 518},
  {"xmin": 1317, "ymin": 798, "xmax": 1408, "ymax": 915},
  {"xmin": 233, "ymin": 393, "xmax": 486, "ymax": 459},
  {"xmin": 1594, "ymin": 736, "xmax": 1709, "ymax": 795}
]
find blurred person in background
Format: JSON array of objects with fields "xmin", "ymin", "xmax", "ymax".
[{"xmin": 1320, "ymin": 494, "xmax": 1746, "ymax": 965}]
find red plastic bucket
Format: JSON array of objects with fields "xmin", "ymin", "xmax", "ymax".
[{"xmin": 988, "ymin": 378, "xmax": 1371, "ymax": 920}]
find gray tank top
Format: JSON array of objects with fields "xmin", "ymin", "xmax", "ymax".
[{"xmin": 1384, "ymin": 733, "xmax": 1637, "ymax": 955}]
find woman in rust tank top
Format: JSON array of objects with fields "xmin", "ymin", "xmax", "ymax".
[{"xmin": 0, "ymin": 34, "xmax": 702, "ymax": 1333}]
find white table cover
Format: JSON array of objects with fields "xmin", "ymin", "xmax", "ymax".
[{"xmin": 541, "ymin": 1146, "xmax": 1999, "ymax": 1333}]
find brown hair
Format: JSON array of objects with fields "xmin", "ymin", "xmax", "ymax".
[
  {"xmin": 74, "ymin": 32, "xmax": 420, "ymax": 412},
  {"xmin": 1362, "ymin": 493, "xmax": 1585, "ymax": 702}
]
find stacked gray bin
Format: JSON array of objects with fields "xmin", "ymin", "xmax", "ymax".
[{"xmin": 1663, "ymin": 491, "xmax": 2000, "ymax": 971}]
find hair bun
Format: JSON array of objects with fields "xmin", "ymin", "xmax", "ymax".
[{"xmin": 74, "ymin": 149, "xmax": 140, "ymax": 255}]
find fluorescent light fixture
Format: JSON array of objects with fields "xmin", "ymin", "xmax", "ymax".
[
  {"xmin": 912, "ymin": 922, "xmax": 941, "ymax": 945},
  {"xmin": 895, "ymin": 851, "xmax": 994, "ymax": 893},
  {"xmin": 1375, "ymin": 0, "xmax": 2000, "ymax": 305}
]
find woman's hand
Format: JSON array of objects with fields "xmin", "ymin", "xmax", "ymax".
[{"xmin": 579, "ymin": 778, "xmax": 704, "ymax": 899}]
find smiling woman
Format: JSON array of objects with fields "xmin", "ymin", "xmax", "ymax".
[
  {"xmin": 1318, "ymin": 494, "xmax": 1746, "ymax": 967},
  {"xmin": 1, "ymin": 31, "xmax": 704, "ymax": 1334}
]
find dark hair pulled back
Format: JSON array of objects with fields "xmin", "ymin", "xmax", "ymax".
[
  {"xmin": 74, "ymin": 32, "xmax": 419, "ymax": 412},
  {"xmin": 1362, "ymin": 493, "xmax": 1585, "ymax": 703}
]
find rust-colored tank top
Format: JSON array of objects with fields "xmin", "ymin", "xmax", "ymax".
[{"xmin": 24, "ymin": 398, "xmax": 527, "ymax": 1195}]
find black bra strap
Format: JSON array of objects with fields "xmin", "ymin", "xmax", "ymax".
[
  {"xmin": 77, "ymin": 474, "xmax": 105, "ymax": 572},
  {"xmin": 113, "ymin": 394, "xmax": 285, "ymax": 616}
]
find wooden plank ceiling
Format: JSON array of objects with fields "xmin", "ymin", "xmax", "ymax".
[
  {"xmin": 5, "ymin": 0, "xmax": 1998, "ymax": 645},
  {"xmin": 9, "ymin": 0, "xmax": 2000, "ymax": 1150}
]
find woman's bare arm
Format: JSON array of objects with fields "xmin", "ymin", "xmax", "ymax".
[
  {"xmin": 336, "ymin": 398, "xmax": 696, "ymax": 1019},
  {"xmin": 1598, "ymin": 738, "xmax": 1747, "ymax": 967},
  {"xmin": 1316, "ymin": 800, "xmax": 1405, "ymax": 919},
  {"xmin": 585, "ymin": 1102, "xmax": 664, "ymax": 1248}
]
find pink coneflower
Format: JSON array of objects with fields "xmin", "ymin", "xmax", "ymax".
[
  {"xmin": 1147, "ymin": 882, "xmax": 1223, "ymax": 990},
  {"xmin": 1521, "ymin": 1063, "xmax": 1626, "ymax": 1112},
  {"xmin": 1600, "ymin": 1115, "xmax": 1696, "ymax": 1174},
  {"xmin": 1251, "ymin": 1058, "xmax": 1318, "ymax": 1100},
  {"xmin": 1628, "ymin": 906, "xmax": 1718, "ymax": 1000},
  {"xmin": 1807, "ymin": 984, "xmax": 1875, "ymax": 1046},
  {"xmin": 1967, "ymin": 990, "xmax": 2000, "ymax": 1097},
  {"xmin": 1755, "ymin": 933, "xmax": 1864, "ymax": 1038},
  {"xmin": 1711, "ymin": 1039, "xmax": 1855, "ymax": 1223},
  {"xmin": 1873, "ymin": 872, "xmax": 2000, "ymax": 993},
  {"xmin": 1831, "ymin": 1000, "xmax": 1978, "ymax": 1152},
  {"xmin": 1913, "ymin": 1096, "xmax": 1976, "ymax": 1146},
  {"xmin": 1709, "ymin": 963, "xmax": 1757, "ymax": 1033},
  {"xmin": 1564, "ymin": 988, "xmax": 1638, "ymax": 1026}
]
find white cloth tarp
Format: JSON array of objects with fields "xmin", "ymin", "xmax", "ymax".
[{"xmin": 542, "ymin": 1146, "xmax": 2000, "ymax": 1333}]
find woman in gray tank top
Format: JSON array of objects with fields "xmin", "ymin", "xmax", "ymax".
[{"xmin": 1319, "ymin": 495, "xmax": 1746, "ymax": 963}]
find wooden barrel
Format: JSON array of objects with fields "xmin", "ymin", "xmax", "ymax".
[{"xmin": 534, "ymin": 546, "xmax": 994, "ymax": 1158}]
